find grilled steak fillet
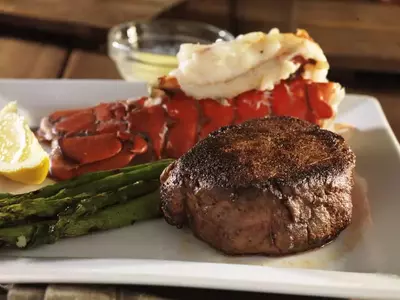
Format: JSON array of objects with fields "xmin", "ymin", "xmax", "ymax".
[{"xmin": 160, "ymin": 116, "xmax": 356, "ymax": 256}]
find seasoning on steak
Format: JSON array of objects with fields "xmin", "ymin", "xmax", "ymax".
[{"xmin": 160, "ymin": 116, "xmax": 356, "ymax": 256}]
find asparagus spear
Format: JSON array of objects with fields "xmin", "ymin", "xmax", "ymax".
[
  {"xmin": 0, "ymin": 160, "xmax": 171, "ymax": 227},
  {"xmin": 60, "ymin": 189, "xmax": 161, "ymax": 237},
  {"xmin": 0, "ymin": 159, "xmax": 174, "ymax": 207},
  {"xmin": 0, "ymin": 193, "xmax": 10, "ymax": 200},
  {"xmin": 0, "ymin": 190, "xmax": 161, "ymax": 249},
  {"xmin": 51, "ymin": 160, "xmax": 171, "ymax": 198},
  {"xmin": 0, "ymin": 193, "xmax": 88, "ymax": 228},
  {"xmin": 56, "ymin": 180, "xmax": 159, "ymax": 228},
  {"xmin": 0, "ymin": 180, "xmax": 159, "ymax": 228},
  {"xmin": 0, "ymin": 222, "xmax": 50, "ymax": 248}
]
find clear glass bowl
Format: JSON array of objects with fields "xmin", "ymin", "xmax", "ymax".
[{"xmin": 108, "ymin": 19, "xmax": 234, "ymax": 86}]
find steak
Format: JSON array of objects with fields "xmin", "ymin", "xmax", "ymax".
[{"xmin": 160, "ymin": 116, "xmax": 356, "ymax": 256}]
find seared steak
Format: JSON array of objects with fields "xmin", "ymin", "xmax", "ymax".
[{"xmin": 160, "ymin": 116, "xmax": 356, "ymax": 256}]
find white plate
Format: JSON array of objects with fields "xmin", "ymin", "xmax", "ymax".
[{"xmin": 0, "ymin": 79, "xmax": 399, "ymax": 299}]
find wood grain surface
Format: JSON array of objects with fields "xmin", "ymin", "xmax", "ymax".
[
  {"xmin": 63, "ymin": 50, "xmax": 121, "ymax": 79},
  {"xmin": 0, "ymin": 38, "xmax": 67, "ymax": 78},
  {"xmin": 0, "ymin": 0, "xmax": 186, "ymax": 29},
  {"xmin": 162, "ymin": 0, "xmax": 232, "ymax": 31},
  {"xmin": 1, "ymin": 0, "xmax": 400, "ymax": 73},
  {"xmin": 236, "ymin": 0, "xmax": 400, "ymax": 72},
  {"xmin": 4, "ymin": 284, "xmax": 335, "ymax": 300}
]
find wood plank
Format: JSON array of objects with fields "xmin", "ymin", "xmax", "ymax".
[
  {"xmin": 0, "ymin": 0, "xmax": 186, "ymax": 30},
  {"xmin": 295, "ymin": 0, "xmax": 400, "ymax": 71},
  {"xmin": 0, "ymin": 38, "xmax": 67, "ymax": 78},
  {"xmin": 300, "ymin": 26, "xmax": 400, "ymax": 72},
  {"xmin": 62, "ymin": 50, "xmax": 121, "ymax": 79},
  {"xmin": 162, "ymin": 0, "xmax": 232, "ymax": 32},
  {"xmin": 236, "ymin": 0, "xmax": 296, "ymax": 32},
  {"xmin": 7, "ymin": 285, "xmax": 46, "ymax": 300},
  {"xmin": 5, "ymin": 284, "xmax": 338, "ymax": 300},
  {"xmin": 237, "ymin": 0, "xmax": 400, "ymax": 32},
  {"xmin": 44, "ymin": 285, "xmax": 117, "ymax": 300},
  {"xmin": 118, "ymin": 287, "xmax": 169, "ymax": 299},
  {"xmin": 295, "ymin": 0, "xmax": 400, "ymax": 31},
  {"xmin": 236, "ymin": 0, "xmax": 400, "ymax": 72}
]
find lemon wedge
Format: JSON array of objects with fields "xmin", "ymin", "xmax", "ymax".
[{"xmin": 0, "ymin": 102, "xmax": 49, "ymax": 185}]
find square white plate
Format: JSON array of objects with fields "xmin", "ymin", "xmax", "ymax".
[{"xmin": 0, "ymin": 79, "xmax": 399, "ymax": 299}]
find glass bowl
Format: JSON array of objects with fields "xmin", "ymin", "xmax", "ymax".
[{"xmin": 108, "ymin": 19, "xmax": 235, "ymax": 86}]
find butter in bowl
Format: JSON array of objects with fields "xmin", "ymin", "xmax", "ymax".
[{"xmin": 107, "ymin": 19, "xmax": 234, "ymax": 86}]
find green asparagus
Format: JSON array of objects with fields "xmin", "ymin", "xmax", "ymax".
[
  {"xmin": 55, "ymin": 180, "xmax": 159, "ymax": 229},
  {"xmin": 61, "ymin": 189, "xmax": 161, "ymax": 237},
  {"xmin": 0, "ymin": 180, "xmax": 160, "ymax": 227},
  {"xmin": 0, "ymin": 222, "xmax": 47, "ymax": 248},
  {"xmin": 0, "ymin": 193, "xmax": 89, "ymax": 228},
  {"xmin": 0, "ymin": 190, "xmax": 161, "ymax": 249},
  {"xmin": 0, "ymin": 160, "xmax": 172, "ymax": 227},
  {"xmin": 0, "ymin": 159, "xmax": 175, "ymax": 249},
  {"xmin": 0, "ymin": 193, "xmax": 10, "ymax": 200},
  {"xmin": 0, "ymin": 159, "xmax": 173, "ymax": 207}
]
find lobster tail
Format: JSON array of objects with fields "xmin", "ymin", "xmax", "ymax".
[
  {"xmin": 38, "ymin": 77, "xmax": 343, "ymax": 180},
  {"xmin": 37, "ymin": 28, "xmax": 346, "ymax": 180}
]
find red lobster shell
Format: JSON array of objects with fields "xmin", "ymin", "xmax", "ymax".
[{"xmin": 37, "ymin": 73, "xmax": 339, "ymax": 181}]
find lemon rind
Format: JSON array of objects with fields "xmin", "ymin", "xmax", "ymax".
[{"xmin": 0, "ymin": 101, "xmax": 50, "ymax": 184}]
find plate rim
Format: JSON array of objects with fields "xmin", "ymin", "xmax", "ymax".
[{"xmin": 1, "ymin": 258, "xmax": 400, "ymax": 299}]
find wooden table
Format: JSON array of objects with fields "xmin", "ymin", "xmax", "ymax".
[
  {"xmin": 3, "ymin": 284, "xmax": 343, "ymax": 300},
  {"xmin": 1, "ymin": 1, "xmax": 400, "ymax": 299}
]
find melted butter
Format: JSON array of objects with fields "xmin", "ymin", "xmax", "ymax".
[{"xmin": 170, "ymin": 28, "xmax": 329, "ymax": 99}]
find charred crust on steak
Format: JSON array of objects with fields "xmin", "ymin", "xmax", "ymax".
[
  {"xmin": 179, "ymin": 116, "xmax": 354, "ymax": 189},
  {"xmin": 160, "ymin": 116, "xmax": 356, "ymax": 256}
]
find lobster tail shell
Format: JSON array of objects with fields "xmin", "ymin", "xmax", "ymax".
[{"xmin": 38, "ymin": 76, "xmax": 343, "ymax": 181}]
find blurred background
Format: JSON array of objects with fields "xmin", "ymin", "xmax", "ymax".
[
  {"xmin": 1, "ymin": 0, "xmax": 399, "ymax": 77},
  {"xmin": 2, "ymin": 0, "xmax": 400, "ymax": 151},
  {"xmin": 1, "ymin": 0, "xmax": 399, "ymax": 88}
]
